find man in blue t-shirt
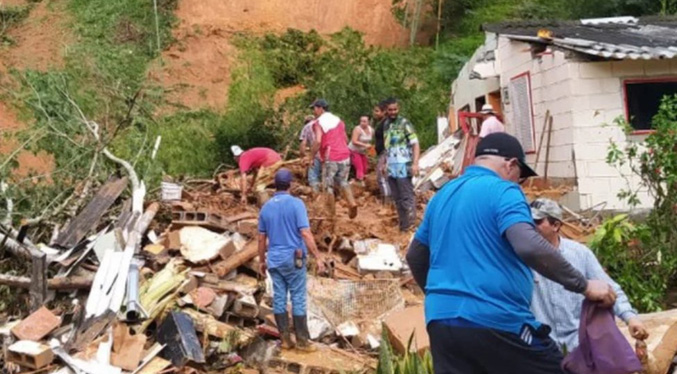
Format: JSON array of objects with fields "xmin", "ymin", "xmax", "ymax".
[
  {"xmin": 406, "ymin": 133, "xmax": 617, "ymax": 374},
  {"xmin": 258, "ymin": 169, "xmax": 326, "ymax": 351}
]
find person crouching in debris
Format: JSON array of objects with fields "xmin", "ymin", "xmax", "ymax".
[
  {"xmin": 406, "ymin": 133, "xmax": 617, "ymax": 374},
  {"xmin": 382, "ymin": 98, "xmax": 420, "ymax": 232},
  {"xmin": 308, "ymin": 98, "xmax": 358, "ymax": 219},
  {"xmin": 530, "ymin": 198, "xmax": 648, "ymax": 353},
  {"xmin": 258, "ymin": 168, "xmax": 326, "ymax": 351},
  {"xmin": 479, "ymin": 103, "xmax": 505, "ymax": 138},
  {"xmin": 232, "ymin": 145, "xmax": 282, "ymax": 206},
  {"xmin": 348, "ymin": 114, "xmax": 374, "ymax": 186}
]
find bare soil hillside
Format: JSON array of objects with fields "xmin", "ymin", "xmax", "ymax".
[
  {"xmin": 0, "ymin": 0, "xmax": 68, "ymax": 177},
  {"xmin": 153, "ymin": 0, "xmax": 415, "ymax": 111}
]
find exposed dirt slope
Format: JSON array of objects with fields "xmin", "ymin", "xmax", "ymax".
[
  {"xmin": 0, "ymin": 0, "xmax": 69, "ymax": 177},
  {"xmin": 0, "ymin": 0, "xmax": 69, "ymax": 73},
  {"xmin": 153, "ymin": 0, "xmax": 413, "ymax": 111},
  {"xmin": 176, "ymin": 0, "xmax": 411, "ymax": 47}
]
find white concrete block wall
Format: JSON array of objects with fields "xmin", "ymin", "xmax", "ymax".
[
  {"xmin": 571, "ymin": 59, "xmax": 672, "ymax": 210},
  {"xmin": 498, "ymin": 39, "xmax": 575, "ymax": 179},
  {"xmin": 450, "ymin": 34, "xmax": 675, "ymax": 212}
]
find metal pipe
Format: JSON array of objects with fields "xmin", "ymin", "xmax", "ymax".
[{"xmin": 125, "ymin": 259, "xmax": 142, "ymax": 322}]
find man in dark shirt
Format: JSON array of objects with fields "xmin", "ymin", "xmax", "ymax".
[{"xmin": 373, "ymin": 100, "xmax": 390, "ymax": 203}]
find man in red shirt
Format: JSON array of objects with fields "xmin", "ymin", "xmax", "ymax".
[
  {"xmin": 308, "ymin": 99, "xmax": 357, "ymax": 219},
  {"xmin": 232, "ymin": 145, "xmax": 282, "ymax": 205}
]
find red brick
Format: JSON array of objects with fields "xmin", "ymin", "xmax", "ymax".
[
  {"xmin": 11, "ymin": 307, "xmax": 60, "ymax": 341},
  {"xmin": 257, "ymin": 324, "xmax": 280, "ymax": 338}
]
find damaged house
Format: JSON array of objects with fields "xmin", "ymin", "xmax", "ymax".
[{"xmin": 450, "ymin": 17, "xmax": 677, "ymax": 211}]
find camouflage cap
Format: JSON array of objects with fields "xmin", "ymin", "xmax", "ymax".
[{"xmin": 530, "ymin": 198, "xmax": 563, "ymax": 221}]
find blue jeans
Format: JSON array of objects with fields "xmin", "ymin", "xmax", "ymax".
[
  {"xmin": 308, "ymin": 158, "xmax": 321, "ymax": 190},
  {"xmin": 269, "ymin": 264, "xmax": 307, "ymax": 316}
]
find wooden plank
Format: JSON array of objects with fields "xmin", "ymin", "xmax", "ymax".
[
  {"xmin": 543, "ymin": 116, "xmax": 554, "ymax": 181},
  {"xmin": 54, "ymin": 177, "xmax": 129, "ymax": 248},
  {"xmin": 29, "ymin": 252, "xmax": 47, "ymax": 312}
]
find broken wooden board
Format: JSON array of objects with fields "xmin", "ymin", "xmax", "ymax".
[
  {"xmin": 619, "ymin": 309, "xmax": 677, "ymax": 374},
  {"xmin": 182, "ymin": 308, "xmax": 253, "ymax": 347},
  {"xmin": 271, "ymin": 344, "xmax": 375, "ymax": 373},
  {"xmin": 54, "ymin": 177, "xmax": 128, "ymax": 248},
  {"xmin": 137, "ymin": 356, "xmax": 171, "ymax": 374},
  {"xmin": 111, "ymin": 324, "xmax": 147, "ymax": 371}
]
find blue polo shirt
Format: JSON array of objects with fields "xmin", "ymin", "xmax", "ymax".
[
  {"xmin": 414, "ymin": 166, "xmax": 538, "ymax": 335},
  {"xmin": 258, "ymin": 192, "xmax": 310, "ymax": 269}
]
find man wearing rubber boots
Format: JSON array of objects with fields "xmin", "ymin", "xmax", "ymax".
[
  {"xmin": 382, "ymin": 98, "xmax": 420, "ymax": 232},
  {"xmin": 258, "ymin": 169, "xmax": 325, "ymax": 351},
  {"xmin": 308, "ymin": 99, "xmax": 358, "ymax": 219}
]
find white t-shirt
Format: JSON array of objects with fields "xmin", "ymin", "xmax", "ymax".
[{"xmin": 479, "ymin": 116, "xmax": 505, "ymax": 138}]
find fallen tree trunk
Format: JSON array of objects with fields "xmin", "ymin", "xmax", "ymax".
[
  {"xmin": 0, "ymin": 274, "xmax": 93, "ymax": 290},
  {"xmin": 212, "ymin": 241, "xmax": 258, "ymax": 277}
]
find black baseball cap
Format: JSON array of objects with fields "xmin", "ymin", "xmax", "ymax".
[
  {"xmin": 475, "ymin": 133, "xmax": 537, "ymax": 178},
  {"xmin": 309, "ymin": 98, "xmax": 329, "ymax": 109}
]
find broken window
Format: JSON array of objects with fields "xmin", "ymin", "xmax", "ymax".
[
  {"xmin": 625, "ymin": 80, "xmax": 677, "ymax": 131},
  {"xmin": 509, "ymin": 73, "xmax": 535, "ymax": 152}
]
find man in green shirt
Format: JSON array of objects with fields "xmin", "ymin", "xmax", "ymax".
[{"xmin": 382, "ymin": 98, "xmax": 420, "ymax": 231}]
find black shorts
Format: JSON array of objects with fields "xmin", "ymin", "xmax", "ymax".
[{"xmin": 427, "ymin": 321, "xmax": 565, "ymax": 374}]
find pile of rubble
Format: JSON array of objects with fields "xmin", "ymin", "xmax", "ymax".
[{"xmin": 0, "ymin": 161, "xmax": 428, "ymax": 374}]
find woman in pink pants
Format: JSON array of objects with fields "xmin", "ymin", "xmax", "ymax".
[{"xmin": 348, "ymin": 115, "xmax": 373, "ymax": 185}]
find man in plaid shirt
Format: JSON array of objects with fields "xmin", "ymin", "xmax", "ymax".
[{"xmin": 530, "ymin": 198, "xmax": 648, "ymax": 352}]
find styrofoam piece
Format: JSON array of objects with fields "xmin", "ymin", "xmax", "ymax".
[
  {"xmin": 179, "ymin": 227, "xmax": 230, "ymax": 264},
  {"xmin": 336, "ymin": 321, "xmax": 360, "ymax": 337},
  {"xmin": 367, "ymin": 334, "xmax": 380, "ymax": 349},
  {"xmin": 307, "ymin": 311, "xmax": 331, "ymax": 340},
  {"xmin": 357, "ymin": 243, "xmax": 403, "ymax": 273}
]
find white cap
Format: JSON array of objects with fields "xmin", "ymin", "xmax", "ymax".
[
  {"xmin": 480, "ymin": 104, "xmax": 495, "ymax": 114},
  {"xmin": 231, "ymin": 145, "xmax": 243, "ymax": 157}
]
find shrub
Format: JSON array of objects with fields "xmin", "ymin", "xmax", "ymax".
[{"xmin": 602, "ymin": 94, "xmax": 677, "ymax": 311}]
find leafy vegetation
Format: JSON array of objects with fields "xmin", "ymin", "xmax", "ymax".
[
  {"xmin": 1, "ymin": 0, "xmax": 178, "ymax": 235},
  {"xmin": 377, "ymin": 329, "xmax": 433, "ymax": 374},
  {"xmin": 0, "ymin": 4, "xmax": 31, "ymax": 45},
  {"xmin": 597, "ymin": 95, "xmax": 677, "ymax": 311},
  {"xmin": 589, "ymin": 215, "xmax": 675, "ymax": 312}
]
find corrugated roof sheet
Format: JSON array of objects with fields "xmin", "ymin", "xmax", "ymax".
[{"xmin": 483, "ymin": 18, "xmax": 677, "ymax": 60}]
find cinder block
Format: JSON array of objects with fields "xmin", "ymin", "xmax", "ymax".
[
  {"xmin": 567, "ymin": 62, "xmax": 581, "ymax": 78},
  {"xmin": 7, "ymin": 341, "xmax": 54, "ymax": 369},
  {"xmin": 611, "ymin": 60, "xmax": 644, "ymax": 77},
  {"xmin": 579, "ymin": 62, "xmax": 613, "ymax": 79},
  {"xmin": 573, "ymin": 143, "xmax": 612, "ymax": 162},
  {"xmin": 600, "ymin": 78, "xmax": 621, "ymax": 94},
  {"xmin": 573, "ymin": 79, "xmax": 603, "ymax": 96},
  {"xmin": 585, "ymin": 161, "xmax": 623, "ymax": 178},
  {"xmin": 572, "ymin": 96, "xmax": 591, "ymax": 111},
  {"xmin": 573, "ymin": 110, "xmax": 604, "ymax": 128},
  {"xmin": 588, "ymin": 93, "xmax": 622, "ymax": 111},
  {"xmin": 643, "ymin": 60, "xmax": 672, "ymax": 76}
]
